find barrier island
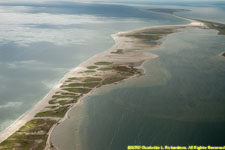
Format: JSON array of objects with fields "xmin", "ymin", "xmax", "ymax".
[{"xmin": 1, "ymin": 10, "xmax": 225, "ymax": 150}]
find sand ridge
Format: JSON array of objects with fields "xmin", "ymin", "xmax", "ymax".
[{"xmin": 0, "ymin": 16, "xmax": 206, "ymax": 150}]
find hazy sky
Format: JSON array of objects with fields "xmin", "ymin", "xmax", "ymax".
[{"xmin": 1, "ymin": 0, "xmax": 225, "ymax": 2}]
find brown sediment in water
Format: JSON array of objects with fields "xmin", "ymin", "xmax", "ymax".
[{"xmin": 222, "ymin": 52, "xmax": 225, "ymax": 57}]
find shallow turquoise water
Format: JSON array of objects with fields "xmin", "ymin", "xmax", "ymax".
[{"xmin": 51, "ymin": 25, "xmax": 225, "ymax": 149}]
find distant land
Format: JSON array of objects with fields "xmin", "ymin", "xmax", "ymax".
[
  {"xmin": 147, "ymin": 8, "xmax": 225, "ymax": 36},
  {"xmin": 146, "ymin": 8, "xmax": 190, "ymax": 14}
]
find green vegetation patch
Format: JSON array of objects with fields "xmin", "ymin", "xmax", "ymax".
[
  {"xmin": 35, "ymin": 106, "xmax": 70, "ymax": 118},
  {"xmin": 113, "ymin": 65, "xmax": 132, "ymax": 72},
  {"xmin": 45, "ymin": 105, "xmax": 59, "ymax": 109},
  {"xmin": 65, "ymin": 77, "xmax": 83, "ymax": 82},
  {"xmin": 62, "ymin": 82, "xmax": 100, "ymax": 88},
  {"xmin": 19, "ymin": 119, "xmax": 56, "ymax": 133},
  {"xmin": 142, "ymin": 28, "xmax": 175, "ymax": 34},
  {"xmin": 119, "ymin": 28, "xmax": 177, "ymax": 42},
  {"xmin": 102, "ymin": 76, "xmax": 126, "ymax": 85},
  {"xmin": 83, "ymin": 77, "xmax": 102, "ymax": 82},
  {"xmin": 146, "ymin": 8, "xmax": 190, "ymax": 14},
  {"xmin": 59, "ymin": 92, "xmax": 79, "ymax": 96},
  {"xmin": 111, "ymin": 49, "xmax": 124, "ymax": 54},
  {"xmin": 49, "ymin": 99, "xmax": 57, "ymax": 104},
  {"xmin": 52, "ymin": 94, "xmax": 80, "ymax": 99},
  {"xmin": 65, "ymin": 77, "xmax": 102, "ymax": 83},
  {"xmin": 57, "ymin": 100, "xmax": 77, "ymax": 106},
  {"xmin": 198, "ymin": 20, "xmax": 225, "ymax": 35},
  {"xmin": 0, "ymin": 119, "xmax": 56, "ymax": 150},
  {"xmin": 125, "ymin": 32, "xmax": 161, "ymax": 41},
  {"xmin": 49, "ymin": 95, "xmax": 80, "ymax": 106},
  {"xmin": 62, "ymin": 88, "xmax": 92, "ymax": 94},
  {"xmin": 87, "ymin": 66, "xmax": 98, "ymax": 69},
  {"xmin": 112, "ymin": 65, "xmax": 140, "ymax": 76},
  {"xmin": 83, "ymin": 70, "xmax": 96, "ymax": 73},
  {"xmin": 94, "ymin": 61, "xmax": 113, "ymax": 65}
]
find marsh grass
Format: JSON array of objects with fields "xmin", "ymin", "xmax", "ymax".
[
  {"xmin": 0, "ymin": 119, "xmax": 56, "ymax": 150},
  {"xmin": 62, "ymin": 88, "xmax": 92, "ymax": 94},
  {"xmin": 87, "ymin": 66, "xmax": 98, "ymax": 69},
  {"xmin": 83, "ymin": 70, "xmax": 96, "ymax": 73},
  {"xmin": 197, "ymin": 20, "xmax": 225, "ymax": 35},
  {"xmin": 111, "ymin": 49, "xmax": 124, "ymax": 54},
  {"xmin": 102, "ymin": 76, "xmax": 126, "ymax": 85},
  {"xmin": 94, "ymin": 61, "xmax": 113, "ymax": 65},
  {"xmin": 35, "ymin": 106, "xmax": 70, "ymax": 118},
  {"xmin": 62, "ymin": 82, "xmax": 100, "ymax": 88}
]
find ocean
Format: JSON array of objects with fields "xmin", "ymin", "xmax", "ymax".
[{"xmin": 0, "ymin": 1, "xmax": 188, "ymax": 133}]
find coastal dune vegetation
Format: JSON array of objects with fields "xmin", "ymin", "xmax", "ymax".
[
  {"xmin": 0, "ymin": 63, "xmax": 143, "ymax": 150},
  {"xmin": 0, "ymin": 119, "xmax": 56, "ymax": 150},
  {"xmin": 197, "ymin": 20, "xmax": 225, "ymax": 35}
]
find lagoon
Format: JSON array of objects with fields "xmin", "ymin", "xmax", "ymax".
[
  {"xmin": 0, "ymin": 1, "xmax": 188, "ymax": 134},
  {"xmin": 51, "ymin": 10, "xmax": 225, "ymax": 150}
]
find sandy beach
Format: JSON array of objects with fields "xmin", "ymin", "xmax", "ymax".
[{"xmin": 0, "ymin": 16, "xmax": 206, "ymax": 149}]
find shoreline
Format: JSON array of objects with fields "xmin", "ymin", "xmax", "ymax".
[
  {"xmin": 0, "ymin": 28, "xmax": 156, "ymax": 144},
  {"xmin": 0, "ymin": 16, "xmax": 206, "ymax": 149},
  {"xmin": 47, "ymin": 18, "xmax": 205, "ymax": 150},
  {"xmin": 219, "ymin": 51, "xmax": 225, "ymax": 57}
]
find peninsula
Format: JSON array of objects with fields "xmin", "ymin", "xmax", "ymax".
[{"xmin": 0, "ymin": 12, "xmax": 225, "ymax": 150}]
